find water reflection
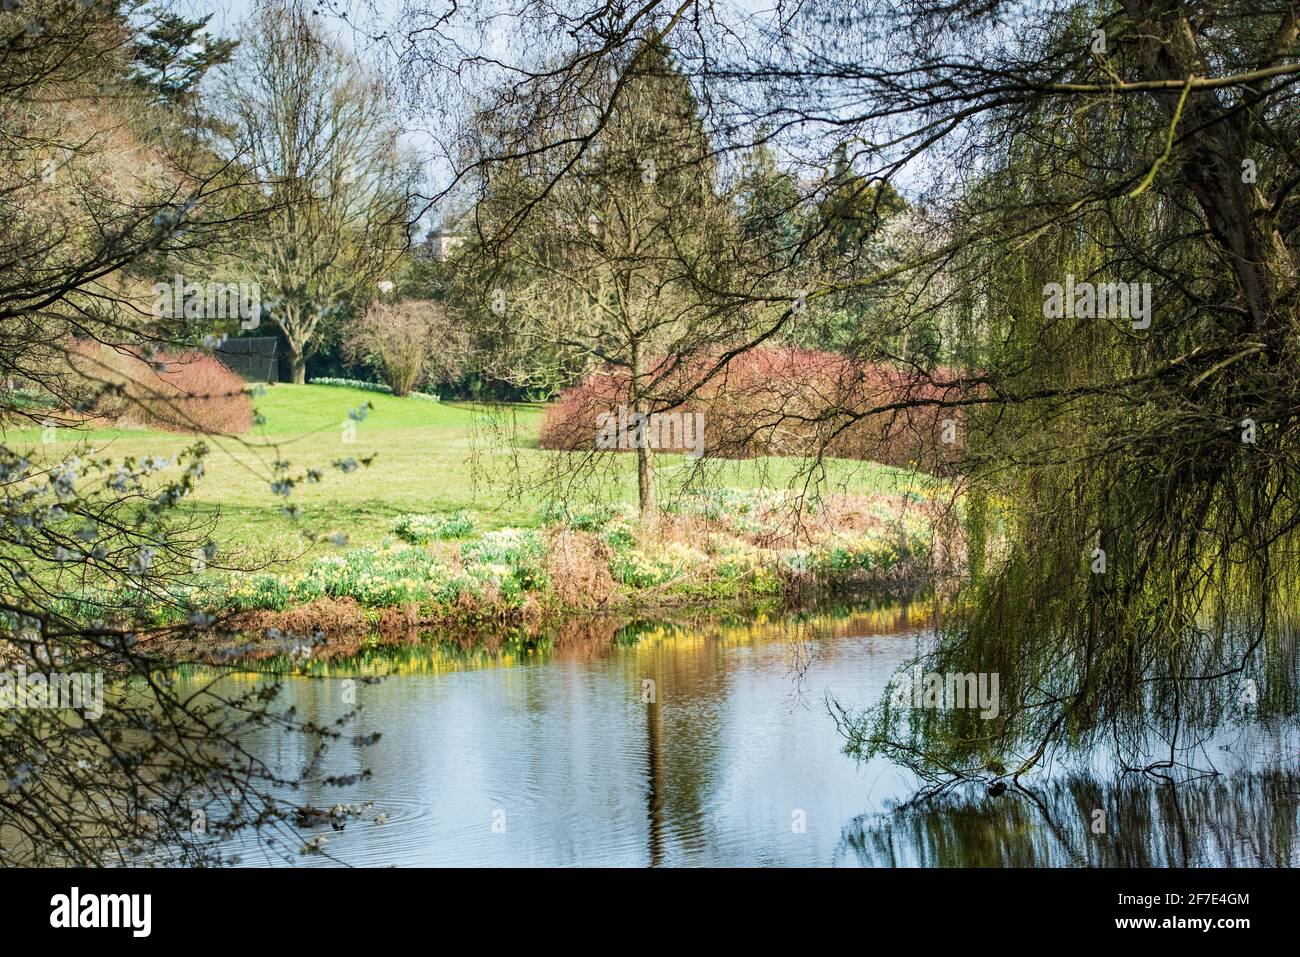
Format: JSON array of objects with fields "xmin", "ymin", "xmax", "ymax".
[
  {"xmin": 837, "ymin": 770, "xmax": 1300, "ymax": 867},
  {"xmin": 182, "ymin": 600, "xmax": 1296, "ymax": 867}
]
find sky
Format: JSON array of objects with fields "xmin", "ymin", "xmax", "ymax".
[{"xmin": 176, "ymin": 0, "xmax": 945, "ymax": 222}]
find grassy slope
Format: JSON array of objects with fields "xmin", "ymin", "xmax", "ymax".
[{"xmin": 7, "ymin": 383, "xmax": 923, "ymax": 571}]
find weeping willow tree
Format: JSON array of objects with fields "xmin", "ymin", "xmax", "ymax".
[{"xmin": 834, "ymin": 1, "xmax": 1300, "ymax": 787}]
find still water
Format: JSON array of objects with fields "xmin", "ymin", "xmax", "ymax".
[{"xmin": 197, "ymin": 603, "xmax": 1298, "ymax": 867}]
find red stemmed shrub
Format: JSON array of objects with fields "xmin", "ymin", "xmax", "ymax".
[
  {"xmin": 72, "ymin": 342, "xmax": 254, "ymax": 434},
  {"xmin": 538, "ymin": 347, "xmax": 965, "ymax": 470}
]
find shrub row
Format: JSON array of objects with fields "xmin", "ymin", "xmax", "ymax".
[{"xmin": 539, "ymin": 346, "xmax": 965, "ymax": 470}]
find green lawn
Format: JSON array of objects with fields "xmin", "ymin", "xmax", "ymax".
[{"xmin": 7, "ymin": 383, "xmax": 924, "ymax": 570}]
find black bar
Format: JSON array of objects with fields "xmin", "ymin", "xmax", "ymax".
[{"xmin": 0, "ymin": 866, "xmax": 1280, "ymax": 943}]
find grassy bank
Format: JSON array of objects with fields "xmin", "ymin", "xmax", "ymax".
[{"xmin": 10, "ymin": 383, "xmax": 947, "ymax": 640}]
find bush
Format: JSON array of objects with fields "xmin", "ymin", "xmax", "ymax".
[
  {"xmin": 609, "ymin": 542, "xmax": 706, "ymax": 587},
  {"xmin": 343, "ymin": 299, "xmax": 465, "ymax": 397},
  {"xmin": 72, "ymin": 342, "xmax": 253, "ymax": 434},
  {"xmin": 538, "ymin": 346, "xmax": 964, "ymax": 470},
  {"xmin": 460, "ymin": 529, "xmax": 549, "ymax": 593}
]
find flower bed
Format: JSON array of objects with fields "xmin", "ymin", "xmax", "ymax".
[
  {"xmin": 394, "ymin": 510, "xmax": 476, "ymax": 544},
  {"xmin": 50, "ymin": 490, "xmax": 945, "ymax": 637},
  {"xmin": 309, "ymin": 378, "xmax": 440, "ymax": 401}
]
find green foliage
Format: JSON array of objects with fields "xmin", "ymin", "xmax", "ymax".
[
  {"xmin": 223, "ymin": 547, "xmax": 445, "ymax": 609},
  {"xmin": 838, "ymin": 7, "xmax": 1300, "ymax": 782},
  {"xmin": 609, "ymin": 542, "xmax": 706, "ymax": 588},
  {"xmin": 735, "ymin": 140, "xmax": 803, "ymax": 264},
  {"xmin": 538, "ymin": 502, "xmax": 626, "ymax": 530},
  {"xmin": 131, "ymin": 8, "xmax": 237, "ymax": 109},
  {"xmin": 460, "ymin": 529, "xmax": 549, "ymax": 594},
  {"xmin": 817, "ymin": 143, "xmax": 907, "ymax": 254},
  {"xmin": 4, "ymin": 387, "xmax": 59, "ymax": 412}
]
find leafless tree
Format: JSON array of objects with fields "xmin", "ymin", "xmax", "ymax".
[
  {"xmin": 345, "ymin": 297, "xmax": 464, "ymax": 394},
  {"xmin": 221, "ymin": 0, "xmax": 414, "ymax": 383}
]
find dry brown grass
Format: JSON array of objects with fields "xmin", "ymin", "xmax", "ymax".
[{"xmin": 544, "ymin": 529, "xmax": 616, "ymax": 609}]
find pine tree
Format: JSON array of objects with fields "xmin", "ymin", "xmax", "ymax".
[{"xmin": 131, "ymin": 9, "xmax": 236, "ymax": 109}]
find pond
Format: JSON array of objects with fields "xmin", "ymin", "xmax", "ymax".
[{"xmin": 188, "ymin": 602, "xmax": 1299, "ymax": 867}]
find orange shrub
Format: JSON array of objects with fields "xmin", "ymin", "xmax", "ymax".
[
  {"xmin": 538, "ymin": 347, "xmax": 965, "ymax": 470},
  {"xmin": 73, "ymin": 342, "xmax": 253, "ymax": 434}
]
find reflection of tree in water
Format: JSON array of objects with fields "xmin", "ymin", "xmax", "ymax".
[
  {"xmin": 783, "ymin": 619, "xmax": 823, "ymax": 710},
  {"xmin": 836, "ymin": 771, "xmax": 1300, "ymax": 867},
  {"xmin": 618, "ymin": 600, "xmax": 924, "ymax": 863}
]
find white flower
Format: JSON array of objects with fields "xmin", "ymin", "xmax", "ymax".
[{"xmin": 129, "ymin": 547, "xmax": 156, "ymax": 575}]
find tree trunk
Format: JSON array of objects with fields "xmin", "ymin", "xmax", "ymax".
[
  {"xmin": 630, "ymin": 338, "xmax": 655, "ymax": 517},
  {"xmin": 278, "ymin": 300, "xmax": 312, "ymax": 385},
  {"xmin": 1125, "ymin": 0, "xmax": 1295, "ymax": 337},
  {"xmin": 636, "ymin": 437, "xmax": 655, "ymax": 517}
]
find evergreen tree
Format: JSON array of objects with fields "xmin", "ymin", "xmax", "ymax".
[{"xmin": 131, "ymin": 8, "xmax": 236, "ymax": 109}]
